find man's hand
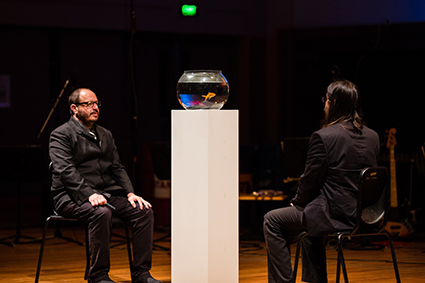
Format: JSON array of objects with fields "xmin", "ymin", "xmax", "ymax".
[
  {"xmin": 88, "ymin": 193, "xmax": 107, "ymax": 207},
  {"xmin": 127, "ymin": 192, "xmax": 152, "ymax": 210}
]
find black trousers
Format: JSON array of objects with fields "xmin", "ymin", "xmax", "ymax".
[
  {"xmin": 263, "ymin": 206, "xmax": 328, "ymax": 283},
  {"xmin": 58, "ymin": 195, "xmax": 154, "ymax": 283}
]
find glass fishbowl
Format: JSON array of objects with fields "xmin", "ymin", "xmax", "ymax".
[{"xmin": 176, "ymin": 70, "xmax": 229, "ymax": 110}]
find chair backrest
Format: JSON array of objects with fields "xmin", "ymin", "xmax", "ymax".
[
  {"xmin": 48, "ymin": 162, "xmax": 53, "ymax": 187},
  {"xmin": 354, "ymin": 166, "xmax": 390, "ymax": 234},
  {"xmin": 47, "ymin": 162, "xmax": 60, "ymax": 216}
]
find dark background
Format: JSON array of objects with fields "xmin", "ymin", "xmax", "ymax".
[{"xmin": 1, "ymin": 0, "xmax": 424, "ymax": 233}]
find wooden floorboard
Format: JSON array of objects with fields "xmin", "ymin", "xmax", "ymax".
[{"xmin": 1, "ymin": 227, "xmax": 424, "ymax": 282}]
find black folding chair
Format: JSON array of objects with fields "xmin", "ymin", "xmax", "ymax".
[
  {"xmin": 293, "ymin": 167, "xmax": 401, "ymax": 283},
  {"xmin": 35, "ymin": 163, "xmax": 133, "ymax": 283}
]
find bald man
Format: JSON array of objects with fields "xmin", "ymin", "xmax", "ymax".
[{"xmin": 49, "ymin": 88, "xmax": 161, "ymax": 283}]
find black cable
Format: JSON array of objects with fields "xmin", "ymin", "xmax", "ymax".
[{"xmin": 129, "ymin": 0, "xmax": 139, "ymax": 188}]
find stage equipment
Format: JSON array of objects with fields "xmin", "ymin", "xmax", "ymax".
[
  {"xmin": 0, "ymin": 145, "xmax": 44, "ymax": 246},
  {"xmin": 37, "ymin": 75, "xmax": 74, "ymax": 138}
]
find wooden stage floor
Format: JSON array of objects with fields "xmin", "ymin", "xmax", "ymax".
[{"xmin": 1, "ymin": 226, "xmax": 424, "ymax": 282}]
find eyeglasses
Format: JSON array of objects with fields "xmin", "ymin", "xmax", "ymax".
[
  {"xmin": 75, "ymin": 101, "xmax": 101, "ymax": 108},
  {"xmin": 322, "ymin": 97, "xmax": 330, "ymax": 103}
]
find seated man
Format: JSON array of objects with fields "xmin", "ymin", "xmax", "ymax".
[{"xmin": 49, "ymin": 88, "xmax": 162, "ymax": 283}]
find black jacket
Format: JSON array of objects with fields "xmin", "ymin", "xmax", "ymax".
[
  {"xmin": 291, "ymin": 122, "xmax": 380, "ymax": 236},
  {"xmin": 49, "ymin": 117, "xmax": 133, "ymax": 210}
]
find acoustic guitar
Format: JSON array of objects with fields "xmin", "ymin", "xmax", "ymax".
[{"xmin": 384, "ymin": 128, "xmax": 412, "ymax": 238}]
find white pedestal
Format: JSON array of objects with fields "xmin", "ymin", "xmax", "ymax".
[{"xmin": 171, "ymin": 110, "xmax": 239, "ymax": 283}]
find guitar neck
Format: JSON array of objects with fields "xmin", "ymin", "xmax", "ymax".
[{"xmin": 390, "ymin": 148, "xmax": 398, "ymax": 208}]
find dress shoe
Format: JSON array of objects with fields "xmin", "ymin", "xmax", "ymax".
[{"xmin": 133, "ymin": 272, "xmax": 163, "ymax": 283}]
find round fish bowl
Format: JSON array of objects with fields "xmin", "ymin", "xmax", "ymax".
[{"xmin": 176, "ymin": 70, "xmax": 229, "ymax": 110}]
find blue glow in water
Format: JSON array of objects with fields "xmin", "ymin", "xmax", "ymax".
[{"xmin": 179, "ymin": 94, "xmax": 202, "ymax": 107}]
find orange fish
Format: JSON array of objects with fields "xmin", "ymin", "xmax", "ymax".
[{"xmin": 202, "ymin": 92, "xmax": 216, "ymax": 101}]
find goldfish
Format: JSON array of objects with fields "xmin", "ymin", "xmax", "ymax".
[{"xmin": 202, "ymin": 92, "xmax": 216, "ymax": 101}]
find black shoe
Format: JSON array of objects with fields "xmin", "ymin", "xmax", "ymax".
[{"xmin": 133, "ymin": 272, "xmax": 163, "ymax": 283}]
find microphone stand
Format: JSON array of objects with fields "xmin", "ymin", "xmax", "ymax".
[
  {"xmin": 1, "ymin": 79, "xmax": 71, "ymax": 246},
  {"xmin": 37, "ymin": 79, "xmax": 70, "ymax": 139},
  {"xmin": 0, "ymin": 78, "xmax": 71, "ymax": 246}
]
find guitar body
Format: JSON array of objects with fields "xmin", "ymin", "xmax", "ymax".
[
  {"xmin": 384, "ymin": 128, "xmax": 412, "ymax": 238},
  {"xmin": 385, "ymin": 220, "xmax": 411, "ymax": 238}
]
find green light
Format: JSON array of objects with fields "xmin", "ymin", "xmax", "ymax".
[{"xmin": 181, "ymin": 4, "xmax": 197, "ymax": 16}]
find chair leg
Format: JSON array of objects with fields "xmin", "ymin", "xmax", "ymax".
[
  {"xmin": 123, "ymin": 222, "xmax": 133, "ymax": 271},
  {"xmin": 336, "ymin": 234, "xmax": 349, "ymax": 283},
  {"xmin": 386, "ymin": 232, "xmax": 401, "ymax": 283},
  {"xmin": 34, "ymin": 217, "xmax": 51, "ymax": 283},
  {"xmin": 293, "ymin": 240, "xmax": 302, "ymax": 283},
  {"xmin": 84, "ymin": 224, "xmax": 90, "ymax": 281},
  {"xmin": 336, "ymin": 248, "xmax": 341, "ymax": 283},
  {"xmin": 293, "ymin": 232, "xmax": 308, "ymax": 283}
]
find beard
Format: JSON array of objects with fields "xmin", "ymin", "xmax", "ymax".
[
  {"xmin": 76, "ymin": 109, "xmax": 99, "ymax": 127},
  {"xmin": 320, "ymin": 106, "xmax": 330, "ymax": 128}
]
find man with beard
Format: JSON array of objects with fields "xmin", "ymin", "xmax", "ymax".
[
  {"xmin": 49, "ymin": 88, "xmax": 162, "ymax": 283},
  {"xmin": 263, "ymin": 80, "xmax": 380, "ymax": 283}
]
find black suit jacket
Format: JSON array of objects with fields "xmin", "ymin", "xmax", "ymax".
[
  {"xmin": 291, "ymin": 122, "xmax": 380, "ymax": 237},
  {"xmin": 49, "ymin": 117, "xmax": 134, "ymax": 210}
]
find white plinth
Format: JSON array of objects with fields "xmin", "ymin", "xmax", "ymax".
[{"xmin": 171, "ymin": 110, "xmax": 239, "ymax": 283}]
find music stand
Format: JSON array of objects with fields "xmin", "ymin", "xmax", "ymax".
[{"xmin": 0, "ymin": 145, "xmax": 45, "ymax": 246}]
